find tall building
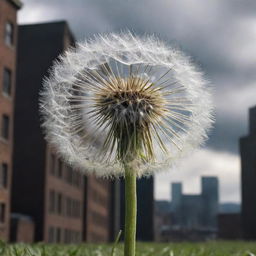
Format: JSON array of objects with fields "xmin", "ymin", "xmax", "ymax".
[
  {"xmin": 0, "ymin": 0, "xmax": 22, "ymax": 241},
  {"xmin": 201, "ymin": 177, "xmax": 218, "ymax": 228},
  {"xmin": 240, "ymin": 106, "xmax": 256, "ymax": 239},
  {"xmin": 171, "ymin": 183, "xmax": 182, "ymax": 225},
  {"xmin": 120, "ymin": 177, "xmax": 154, "ymax": 241},
  {"xmin": 171, "ymin": 176, "xmax": 219, "ymax": 230},
  {"xmin": 11, "ymin": 21, "xmax": 111, "ymax": 243}
]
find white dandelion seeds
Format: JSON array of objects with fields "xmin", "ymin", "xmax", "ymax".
[{"xmin": 39, "ymin": 32, "xmax": 214, "ymax": 178}]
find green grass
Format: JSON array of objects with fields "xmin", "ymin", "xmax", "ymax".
[{"xmin": 0, "ymin": 241, "xmax": 256, "ymax": 256}]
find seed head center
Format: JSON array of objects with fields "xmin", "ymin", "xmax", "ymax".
[{"xmin": 94, "ymin": 77, "xmax": 166, "ymax": 160}]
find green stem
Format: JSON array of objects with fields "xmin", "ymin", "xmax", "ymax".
[{"xmin": 124, "ymin": 163, "xmax": 137, "ymax": 256}]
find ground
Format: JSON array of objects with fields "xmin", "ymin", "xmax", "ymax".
[{"xmin": 1, "ymin": 241, "xmax": 256, "ymax": 256}]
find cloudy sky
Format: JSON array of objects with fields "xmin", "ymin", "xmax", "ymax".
[{"xmin": 18, "ymin": 0, "xmax": 256, "ymax": 203}]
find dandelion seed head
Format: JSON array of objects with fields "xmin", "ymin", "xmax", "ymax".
[{"xmin": 40, "ymin": 32, "xmax": 214, "ymax": 178}]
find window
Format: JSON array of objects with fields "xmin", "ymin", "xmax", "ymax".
[
  {"xmin": 0, "ymin": 203, "xmax": 5, "ymax": 223},
  {"xmin": 76, "ymin": 201, "xmax": 81, "ymax": 218},
  {"xmin": 49, "ymin": 190, "xmax": 55, "ymax": 213},
  {"xmin": 57, "ymin": 159, "xmax": 62, "ymax": 178},
  {"xmin": 50, "ymin": 154, "xmax": 55, "ymax": 175},
  {"xmin": 71, "ymin": 199, "xmax": 76, "ymax": 217},
  {"xmin": 56, "ymin": 228, "xmax": 61, "ymax": 243},
  {"xmin": 48, "ymin": 227, "xmax": 55, "ymax": 243},
  {"xmin": 66, "ymin": 166, "xmax": 73, "ymax": 184},
  {"xmin": 0, "ymin": 163, "xmax": 8, "ymax": 188},
  {"xmin": 64, "ymin": 229, "xmax": 69, "ymax": 243},
  {"xmin": 3, "ymin": 68, "xmax": 11, "ymax": 96},
  {"xmin": 73, "ymin": 172, "xmax": 81, "ymax": 187},
  {"xmin": 66, "ymin": 197, "xmax": 71, "ymax": 217},
  {"xmin": 5, "ymin": 22, "xmax": 14, "ymax": 46},
  {"xmin": 1, "ymin": 115, "xmax": 9, "ymax": 140},
  {"xmin": 57, "ymin": 193, "xmax": 62, "ymax": 215}
]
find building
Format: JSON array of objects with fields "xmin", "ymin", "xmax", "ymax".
[
  {"xmin": 154, "ymin": 200, "xmax": 172, "ymax": 242},
  {"xmin": 120, "ymin": 177, "xmax": 154, "ymax": 241},
  {"xmin": 11, "ymin": 21, "xmax": 111, "ymax": 243},
  {"xmin": 109, "ymin": 180, "xmax": 121, "ymax": 242},
  {"xmin": 171, "ymin": 177, "xmax": 218, "ymax": 231},
  {"xmin": 84, "ymin": 176, "xmax": 111, "ymax": 242},
  {"xmin": 201, "ymin": 177, "xmax": 219, "ymax": 228},
  {"xmin": 0, "ymin": 0, "xmax": 22, "ymax": 241},
  {"xmin": 155, "ymin": 177, "xmax": 219, "ymax": 242},
  {"xmin": 218, "ymin": 213, "xmax": 242, "ymax": 240},
  {"xmin": 10, "ymin": 213, "xmax": 35, "ymax": 243},
  {"xmin": 240, "ymin": 106, "xmax": 256, "ymax": 239}
]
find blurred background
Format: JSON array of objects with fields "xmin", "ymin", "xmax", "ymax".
[{"xmin": 0, "ymin": 0, "xmax": 255, "ymax": 243}]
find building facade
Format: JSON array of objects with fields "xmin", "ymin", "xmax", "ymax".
[
  {"xmin": 11, "ymin": 21, "xmax": 111, "ymax": 243},
  {"xmin": 217, "ymin": 213, "xmax": 242, "ymax": 240},
  {"xmin": 84, "ymin": 176, "xmax": 111, "ymax": 242},
  {"xmin": 120, "ymin": 177, "xmax": 154, "ymax": 241},
  {"xmin": 240, "ymin": 106, "xmax": 256, "ymax": 239},
  {"xmin": 171, "ymin": 176, "xmax": 219, "ymax": 231},
  {"xmin": 0, "ymin": 0, "xmax": 21, "ymax": 241}
]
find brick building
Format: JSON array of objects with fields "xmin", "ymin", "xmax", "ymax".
[
  {"xmin": 240, "ymin": 106, "xmax": 256, "ymax": 239},
  {"xmin": 0, "ymin": 0, "xmax": 21, "ymax": 241},
  {"xmin": 84, "ymin": 177, "xmax": 111, "ymax": 242},
  {"xmin": 11, "ymin": 21, "xmax": 111, "ymax": 243}
]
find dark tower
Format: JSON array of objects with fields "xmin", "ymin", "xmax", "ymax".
[
  {"xmin": 171, "ymin": 183, "xmax": 182, "ymax": 210},
  {"xmin": 240, "ymin": 106, "xmax": 256, "ymax": 239},
  {"xmin": 120, "ymin": 177, "xmax": 154, "ymax": 241},
  {"xmin": 171, "ymin": 183, "xmax": 182, "ymax": 226},
  {"xmin": 12, "ymin": 21, "xmax": 112, "ymax": 243},
  {"xmin": 201, "ymin": 177, "xmax": 218, "ymax": 229}
]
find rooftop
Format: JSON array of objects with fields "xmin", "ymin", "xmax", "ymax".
[
  {"xmin": 7, "ymin": 0, "xmax": 22, "ymax": 9},
  {"xmin": 19, "ymin": 20, "xmax": 75, "ymax": 44}
]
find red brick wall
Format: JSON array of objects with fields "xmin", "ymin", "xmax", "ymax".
[
  {"xmin": 0, "ymin": 0, "xmax": 18, "ymax": 241},
  {"xmin": 44, "ymin": 146, "xmax": 84, "ymax": 243},
  {"xmin": 85, "ymin": 176, "xmax": 111, "ymax": 242}
]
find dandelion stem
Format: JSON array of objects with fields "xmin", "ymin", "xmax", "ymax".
[{"xmin": 124, "ymin": 163, "xmax": 137, "ymax": 256}]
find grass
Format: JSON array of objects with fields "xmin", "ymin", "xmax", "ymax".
[{"xmin": 0, "ymin": 241, "xmax": 256, "ymax": 256}]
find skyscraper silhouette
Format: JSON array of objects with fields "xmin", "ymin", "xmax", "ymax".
[{"xmin": 240, "ymin": 106, "xmax": 256, "ymax": 239}]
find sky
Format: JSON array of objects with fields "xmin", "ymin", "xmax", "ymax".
[{"xmin": 18, "ymin": 0, "xmax": 256, "ymax": 203}]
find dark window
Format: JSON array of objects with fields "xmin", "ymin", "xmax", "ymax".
[
  {"xmin": 49, "ymin": 190, "xmax": 55, "ymax": 213},
  {"xmin": 0, "ymin": 203, "xmax": 5, "ymax": 223},
  {"xmin": 66, "ymin": 197, "xmax": 71, "ymax": 217},
  {"xmin": 66, "ymin": 165, "xmax": 73, "ymax": 184},
  {"xmin": 5, "ymin": 22, "xmax": 14, "ymax": 46},
  {"xmin": 73, "ymin": 172, "xmax": 80, "ymax": 187},
  {"xmin": 50, "ymin": 154, "xmax": 55, "ymax": 175},
  {"xmin": 3, "ymin": 68, "xmax": 11, "ymax": 96},
  {"xmin": 1, "ymin": 115, "xmax": 9, "ymax": 140},
  {"xmin": 48, "ymin": 227, "xmax": 55, "ymax": 243},
  {"xmin": 57, "ymin": 159, "xmax": 62, "ymax": 178},
  {"xmin": 71, "ymin": 199, "xmax": 75, "ymax": 217},
  {"xmin": 57, "ymin": 193, "xmax": 62, "ymax": 215},
  {"xmin": 0, "ymin": 163, "xmax": 8, "ymax": 188},
  {"xmin": 77, "ymin": 202, "xmax": 81, "ymax": 218},
  {"xmin": 56, "ymin": 228, "xmax": 61, "ymax": 243},
  {"xmin": 64, "ymin": 229, "xmax": 69, "ymax": 243}
]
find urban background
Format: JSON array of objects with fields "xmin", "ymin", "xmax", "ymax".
[{"xmin": 0, "ymin": 0, "xmax": 255, "ymax": 243}]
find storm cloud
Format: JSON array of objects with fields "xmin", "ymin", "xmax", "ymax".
[{"xmin": 18, "ymin": 0, "xmax": 256, "ymax": 202}]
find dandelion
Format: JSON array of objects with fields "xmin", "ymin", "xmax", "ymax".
[{"xmin": 40, "ymin": 32, "xmax": 213, "ymax": 256}]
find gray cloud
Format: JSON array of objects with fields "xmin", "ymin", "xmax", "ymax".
[
  {"xmin": 18, "ymin": 0, "xmax": 256, "ymax": 202},
  {"xmin": 155, "ymin": 149, "xmax": 240, "ymax": 202}
]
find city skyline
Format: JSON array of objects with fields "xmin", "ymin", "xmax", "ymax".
[{"xmin": 16, "ymin": 0, "xmax": 256, "ymax": 203}]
